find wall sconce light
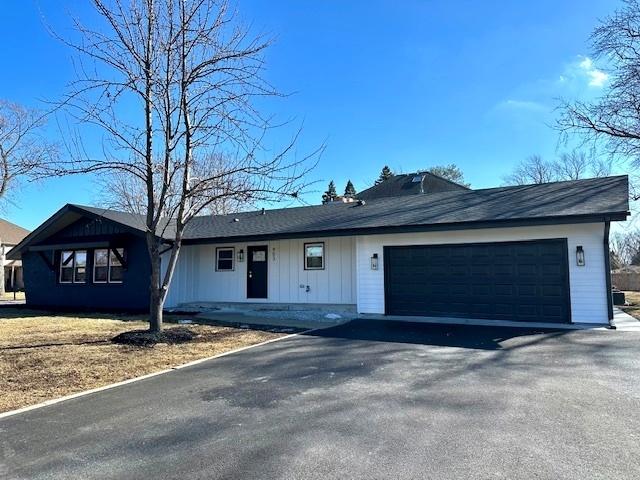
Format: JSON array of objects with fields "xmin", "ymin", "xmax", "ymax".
[
  {"xmin": 272, "ymin": 247, "xmax": 276, "ymax": 261},
  {"xmin": 237, "ymin": 249, "xmax": 245, "ymax": 262},
  {"xmin": 371, "ymin": 253, "xmax": 379, "ymax": 270},
  {"xmin": 576, "ymin": 246, "xmax": 585, "ymax": 266}
]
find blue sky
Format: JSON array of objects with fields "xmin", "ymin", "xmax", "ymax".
[{"xmin": 1, "ymin": 0, "xmax": 617, "ymax": 230}]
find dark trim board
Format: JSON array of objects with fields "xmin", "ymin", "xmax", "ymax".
[
  {"xmin": 383, "ymin": 238, "xmax": 572, "ymax": 323},
  {"xmin": 604, "ymin": 220, "xmax": 614, "ymax": 321}
]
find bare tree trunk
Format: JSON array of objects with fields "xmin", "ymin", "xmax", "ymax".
[{"xmin": 148, "ymin": 236, "xmax": 163, "ymax": 332}]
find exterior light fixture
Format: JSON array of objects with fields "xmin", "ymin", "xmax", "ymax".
[
  {"xmin": 238, "ymin": 249, "xmax": 245, "ymax": 262},
  {"xmin": 576, "ymin": 246, "xmax": 585, "ymax": 266},
  {"xmin": 371, "ymin": 253, "xmax": 379, "ymax": 270}
]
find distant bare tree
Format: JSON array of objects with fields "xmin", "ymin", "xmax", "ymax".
[
  {"xmin": 51, "ymin": 0, "xmax": 320, "ymax": 332},
  {"xmin": 503, "ymin": 155, "xmax": 556, "ymax": 185},
  {"xmin": 610, "ymin": 230, "xmax": 640, "ymax": 267},
  {"xmin": 557, "ymin": 0, "xmax": 640, "ymax": 200},
  {"xmin": 504, "ymin": 151, "xmax": 612, "ymax": 185},
  {"xmin": 552, "ymin": 151, "xmax": 590, "ymax": 180},
  {"xmin": 0, "ymin": 100, "xmax": 57, "ymax": 295},
  {"xmin": 0, "ymin": 100, "xmax": 57, "ymax": 202}
]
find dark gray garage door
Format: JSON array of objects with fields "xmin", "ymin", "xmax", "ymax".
[{"xmin": 384, "ymin": 239, "xmax": 571, "ymax": 323}]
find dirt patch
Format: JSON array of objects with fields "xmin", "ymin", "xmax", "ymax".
[{"xmin": 0, "ymin": 308, "xmax": 284, "ymax": 413}]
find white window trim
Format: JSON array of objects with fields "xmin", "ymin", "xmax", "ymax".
[
  {"xmin": 59, "ymin": 250, "xmax": 87, "ymax": 284},
  {"xmin": 93, "ymin": 248, "xmax": 124, "ymax": 284},
  {"xmin": 304, "ymin": 242, "xmax": 325, "ymax": 270},
  {"xmin": 216, "ymin": 247, "xmax": 235, "ymax": 272}
]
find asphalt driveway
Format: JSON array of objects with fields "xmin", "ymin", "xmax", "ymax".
[{"xmin": 2, "ymin": 320, "xmax": 640, "ymax": 480}]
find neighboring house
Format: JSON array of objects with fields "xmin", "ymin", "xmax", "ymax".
[
  {"xmin": 8, "ymin": 175, "xmax": 630, "ymax": 325},
  {"xmin": 611, "ymin": 265, "xmax": 640, "ymax": 291},
  {"xmin": 0, "ymin": 218, "xmax": 30, "ymax": 293},
  {"xmin": 356, "ymin": 171, "xmax": 469, "ymax": 200}
]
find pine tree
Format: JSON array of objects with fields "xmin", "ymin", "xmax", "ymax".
[
  {"xmin": 322, "ymin": 180, "xmax": 337, "ymax": 204},
  {"xmin": 374, "ymin": 165, "xmax": 393, "ymax": 185},
  {"xmin": 344, "ymin": 180, "xmax": 356, "ymax": 198}
]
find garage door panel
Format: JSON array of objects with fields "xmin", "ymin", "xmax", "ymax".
[{"xmin": 384, "ymin": 239, "xmax": 570, "ymax": 323}]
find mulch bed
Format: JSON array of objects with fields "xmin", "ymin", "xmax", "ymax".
[{"xmin": 111, "ymin": 327, "xmax": 199, "ymax": 347}]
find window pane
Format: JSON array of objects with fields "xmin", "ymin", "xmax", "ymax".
[
  {"xmin": 110, "ymin": 266, "xmax": 123, "ymax": 282},
  {"xmin": 75, "ymin": 251, "xmax": 87, "ymax": 267},
  {"xmin": 110, "ymin": 249, "xmax": 123, "ymax": 267},
  {"xmin": 217, "ymin": 248, "xmax": 234, "ymax": 271},
  {"xmin": 94, "ymin": 266, "xmax": 108, "ymax": 282},
  {"xmin": 74, "ymin": 267, "xmax": 86, "ymax": 283},
  {"xmin": 307, "ymin": 256, "xmax": 323, "ymax": 269},
  {"xmin": 61, "ymin": 267, "xmax": 73, "ymax": 283},
  {"xmin": 95, "ymin": 249, "xmax": 109, "ymax": 266},
  {"xmin": 217, "ymin": 259, "xmax": 233, "ymax": 271},
  {"xmin": 61, "ymin": 251, "xmax": 74, "ymax": 267},
  {"xmin": 305, "ymin": 244, "xmax": 324, "ymax": 269}
]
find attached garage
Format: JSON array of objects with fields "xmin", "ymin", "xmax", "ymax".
[{"xmin": 384, "ymin": 239, "xmax": 571, "ymax": 323}]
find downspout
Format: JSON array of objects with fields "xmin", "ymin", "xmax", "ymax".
[{"xmin": 603, "ymin": 219, "xmax": 615, "ymax": 329}]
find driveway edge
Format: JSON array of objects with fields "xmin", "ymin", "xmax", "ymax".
[{"xmin": 0, "ymin": 331, "xmax": 304, "ymax": 420}]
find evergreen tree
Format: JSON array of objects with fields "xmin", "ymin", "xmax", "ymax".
[
  {"xmin": 344, "ymin": 180, "xmax": 356, "ymax": 198},
  {"xmin": 374, "ymin": 165, "xmax": 393, "ymax": 185},
  {"xmin": 322, "ymin": 180, "xmax": 337, "ymax": 204}
]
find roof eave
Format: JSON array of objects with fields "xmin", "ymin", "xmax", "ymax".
[{"xmin": 181, "ymin": 212, "xmax": 629, "ymax": 245}]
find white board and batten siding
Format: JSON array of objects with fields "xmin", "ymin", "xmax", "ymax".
[
  {"xmin": 165, "ymin": 236, "xmax": 356, "ymax": 307},
  {"xmin": 166, "ymin": 222, "xmax": 609, "ymax": 324},
  {"xmin": 355, "ymin": 223, "xmax": 609, "ymax": 324}
]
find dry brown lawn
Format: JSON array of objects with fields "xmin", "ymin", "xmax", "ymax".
[
  {"xmin": 621, "ymin": 291, "xmax": 640, "ymax": 320},
  {"xmin": 0, "ymin": 308, "xmax": 284, "ymax": 413}
]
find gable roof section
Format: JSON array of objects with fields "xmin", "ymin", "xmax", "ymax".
[
  {"xmin": 8, "ymin": 175, "xmax": 630, "ymax": 258},
  {"xmin": 0, "ymin": 218, "xmax": 30, "ymax": 245},
  {"xmin": 356, "ymin": 172, "xmax": 470, "ymax": 200}
]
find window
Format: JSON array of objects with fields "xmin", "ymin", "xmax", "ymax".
[
  {"xmin": 94, "ymin": 248, "xmax": 125, "ymax": 283},
  {"xmin": 304, "ymin": 242, "xmax": 325, "ymax": 270},
  {"xmin": 60, "ymin": 250, "xmax": 87, "ymax": 284},
  {"xmin": 216, "ymin": 247, "xmax": 235, "ymax": 271}
]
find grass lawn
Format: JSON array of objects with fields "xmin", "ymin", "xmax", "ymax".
[
  {"xmin": 621, "ymin": 291, "xmax": 640, "ymax": 320},
  {"xmin": 0, "ymin": 308, "xmax": 284, "ymax": 413}
]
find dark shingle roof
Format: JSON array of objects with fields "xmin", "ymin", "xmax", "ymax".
[
  {"xmin": 10, "ymin": 175, "xmax": 622, "ymax": 256},
  {"xmin": 356, "ymin": 172, "xmax": 469, "ymax": 200},
  {"xmin": 0, "ymin": 218, "xmax": 30, "ymax": 245},
  {"xmin": 172, "ymin": 175, "xmax": 628, "ymax": 241}
]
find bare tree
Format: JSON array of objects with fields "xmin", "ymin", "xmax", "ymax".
[
  {"xmin": 557, "ymin": 0, "xmax": 640, "ymax": 200},
  {"xmin": 610, "ymin": 229, "xmax": 640, "ymax": 267},
  {"xmin": 0, "ymin": 100, "xmax": 57, "ymax": 202},
  {"xmin": 0, "ymin": 100, "xmax": 57, "ymax": 295},
  {"xmin": 504, "ymin": 151, "xmax": 612, "ymax": 185},
  {"xmin": 52, "ymin": 0, "xmax": 320, "ymax": 332},
  {"xmin": 503, "ymin": 155, "xmax": 556, "ymax": 185}
]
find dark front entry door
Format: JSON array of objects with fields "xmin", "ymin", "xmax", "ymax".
[
  {"xmin": 247, "ymin": 245, "xmax": 268, "ymax": 299},
  {"xmin": 384, "ymin": 239, "xmax": 571, "ymax": 323}
]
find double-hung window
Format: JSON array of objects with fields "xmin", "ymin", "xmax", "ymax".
[
  {"xmin": 60, "ymin": 250, "xmax": 87, "ymax": 283},
  {"xmin": 304, "ymin": 242, "xmax": 325, "ymax": 270},
  {"xmin": 94, "ymin": 248, "xmax": 124, "ymax": 283},
  {"xmin": 216, "ymin": 247, "xmax": 234, "ymax": 271}
]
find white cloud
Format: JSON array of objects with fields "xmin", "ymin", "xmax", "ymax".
[
  {"xmin": 496, "ymin": 99, "xmax": 546, "ymax": 111},
  {"xmin": 568, "ymin": 55, "xmax": 608, "ymax": 88}
]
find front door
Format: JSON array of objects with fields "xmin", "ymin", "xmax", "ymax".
[{"xmin": 247, "ymin": 245, "xmax": 268, "ymax": 299}]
